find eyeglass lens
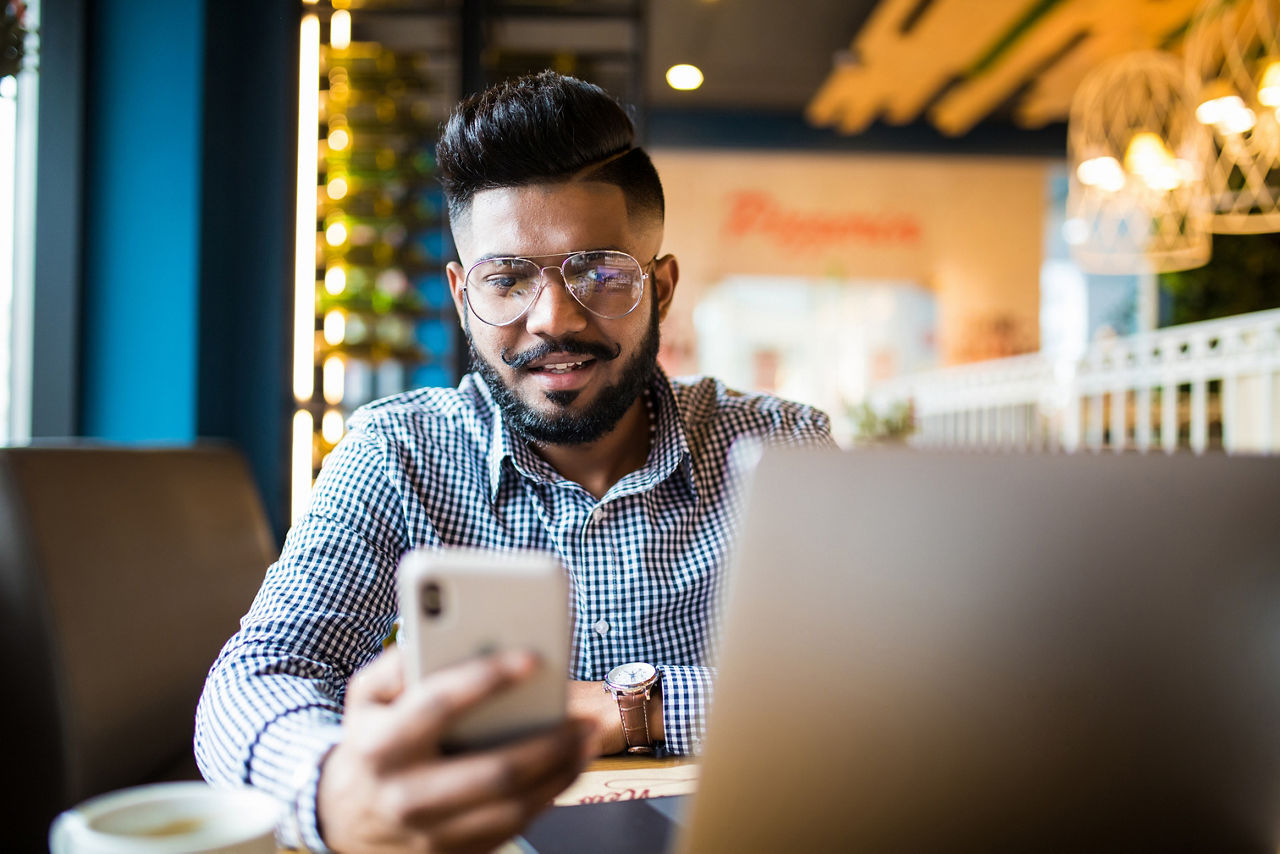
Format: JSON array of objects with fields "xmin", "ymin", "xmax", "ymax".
[{"xmin": 465, "ymin": 251, "xmax": 645, "ymax": 325}]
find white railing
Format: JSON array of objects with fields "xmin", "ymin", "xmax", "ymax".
[{"xmin": 870, "ymin": 308, "xmax": 1280, "ymax": 454}]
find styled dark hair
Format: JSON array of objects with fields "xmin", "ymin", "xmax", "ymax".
[{"xmin": 436, "ymin": 71, "xmax": 664, "ymax": 226}]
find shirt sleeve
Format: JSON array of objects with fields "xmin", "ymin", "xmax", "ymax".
[
  {"xmin": 656, "ymin": 396, "xmax": 835, "ymax": 758},
  {"xmin": 780, "ymin": 401, "xmax": 838, "ymax": 449},
  {"xmin": 194, "ymin": 423, "xmax": 413, "ymax": 852},
  {"xmin": 654, "ymin": 663, "xmax": 715, "ymax": 756}
]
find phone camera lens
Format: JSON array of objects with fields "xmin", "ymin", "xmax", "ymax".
[{"xmin": 422, "ymin": 581, "xmax": 443, "ymax": 618}]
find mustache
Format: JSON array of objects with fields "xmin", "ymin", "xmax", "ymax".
[{"xmin": 500, "ymin": 337, "xmax": 622, "ymax": 370}]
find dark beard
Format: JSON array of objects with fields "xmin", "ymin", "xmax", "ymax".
[{"xmin": 468, "ymin": 297, "xmax": 661, "ymax": 446}]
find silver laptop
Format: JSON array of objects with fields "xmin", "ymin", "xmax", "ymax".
[{"xmin": 677, "ymin": 448, "xmax": 1280, "ymax": 852}]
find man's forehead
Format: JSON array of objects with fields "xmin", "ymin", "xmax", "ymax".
[{"xmin": 454, "ymin": 180, "xmax": 658, "ymax": 258}]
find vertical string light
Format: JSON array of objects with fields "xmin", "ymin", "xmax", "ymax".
[
  {"xmin": 291, "ymin": 410, "xmax": 314, "ymax": 522},
  {"xmin": 292, "ymin": 13, "xmax": 321, "ymax": 522}
]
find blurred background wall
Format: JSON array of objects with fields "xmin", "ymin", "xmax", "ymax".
[{"xmin": 9, "ymin": 0, "xmax": 1277, "ymax": 536}]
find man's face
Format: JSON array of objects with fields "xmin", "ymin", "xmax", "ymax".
[{"xmin": 446, "ymin": 181, "xmax": 677, "ymax": 445}]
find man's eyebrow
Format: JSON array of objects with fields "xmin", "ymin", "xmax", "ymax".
[{"xmin": 471, "ymin": 246, "xmax": 631, "ymax": 263}]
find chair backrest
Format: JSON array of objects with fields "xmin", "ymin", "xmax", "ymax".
[{"xmin": 0, "ymin": 444, "xmax": 275, "ymax": 850}]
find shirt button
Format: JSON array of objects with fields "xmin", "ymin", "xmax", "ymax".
[
  {"xmin": 592, "ymin": 619, "xmax": 610, "ymax": 636},
  {"xmin": 591, "ymin": 506, "xmax": 606, "ymax": 523}
]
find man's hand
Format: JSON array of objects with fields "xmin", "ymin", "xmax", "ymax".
[
  {"xmin": 567, "ymin": 680, "xmax": 663, "ymax": 757},
  {"xmin": 317, "ymin": 647, "xmax": 593, "ymax": 854}
]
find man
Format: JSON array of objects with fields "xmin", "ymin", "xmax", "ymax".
[{"xmin": 196, "ymin": 71, "xmax": 834, "ymax": 852}]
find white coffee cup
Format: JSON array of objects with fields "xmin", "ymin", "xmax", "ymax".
[{"xmin": 49, "ymin": 781, "xmax": 280, "ymax": 854}]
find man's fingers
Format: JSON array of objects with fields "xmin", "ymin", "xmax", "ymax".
[
  {"xmin": 369, "ymin": 649, "xmax": 540, "ymax": 766},
  {"xmin": 426, "ymin": 746, "xmax": 587, "ymax": 853},
  {"xmin": 387, "ymin": 718, "xmax": 590, "ymax": 826}
]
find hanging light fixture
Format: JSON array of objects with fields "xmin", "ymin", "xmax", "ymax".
[
  {"xmin": 1066, "ymin": 51, "xmax": 1212, "ymax": 275},
  {"xmin": 1186, "ymin": 0, "xmax": 1280, "ymax": 233}
]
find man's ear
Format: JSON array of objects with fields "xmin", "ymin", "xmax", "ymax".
[
  {"xmin": 446, "ymin": 261, "xmax": 467, "ymax": 326},
  {"xmin": 652, "ymin": 254, "xmax": 679, "ymax": 322}
]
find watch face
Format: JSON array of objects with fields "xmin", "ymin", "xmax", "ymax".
[{"xmin": 607, "ymin": 661, "xmax": 656, "ymax": 688}]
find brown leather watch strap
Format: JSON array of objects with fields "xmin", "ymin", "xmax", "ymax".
[{"xmin": 615, "ymin": 689, "xmax": 655, "ymax": 754}]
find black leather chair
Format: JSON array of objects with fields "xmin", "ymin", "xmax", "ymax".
[{"xmin": 0, "ymin": 445, "xmax": 275, "ymax": 851}]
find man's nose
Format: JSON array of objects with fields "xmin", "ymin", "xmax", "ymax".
[{"xmin": 522, "ymin": 267, "xmax": 589, "ymax": 337}]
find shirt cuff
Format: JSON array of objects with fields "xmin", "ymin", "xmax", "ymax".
[
  {"xmin": 654, "ymin": 664, "xmax": 714, "ymax": 757},
  {"xmin": 249, "ymin": 709, "xmax": 343, "ymax": 853}
]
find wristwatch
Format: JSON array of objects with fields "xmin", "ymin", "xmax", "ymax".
[{"xmin": 603, "ymin": 662, "xmax": 660, "ymax": 754}]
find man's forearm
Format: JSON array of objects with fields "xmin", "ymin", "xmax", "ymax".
[{"xmin": 195, "ymin": 645, "xmax": 345, "ymax": 851}]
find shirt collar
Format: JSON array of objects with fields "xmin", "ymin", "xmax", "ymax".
[
  {"xmin": 641, "ymin": 367, "xmax": 697, "ymax": 499},
  {"xmin": 477, "ymin": 367, "xmax": 697, "ymax": 502}
]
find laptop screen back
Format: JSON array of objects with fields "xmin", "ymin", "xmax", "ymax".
[{"xmin": 679, "ymin": 449, "xmax": 1280, "ymax": 852}]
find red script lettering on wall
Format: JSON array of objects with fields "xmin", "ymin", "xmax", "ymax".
[{"xmin": 723, "ymin": 191, "xmax": 922, "ymax": 250}]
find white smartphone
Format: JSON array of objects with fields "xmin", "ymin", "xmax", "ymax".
[{"xmin": 396, "ymin": 547, "xmax": 568, "ymax": 751}]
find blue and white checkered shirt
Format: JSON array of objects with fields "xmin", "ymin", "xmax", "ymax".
[{"xmin": 195, "ymin": 368, "xmax": 833, "ymax": 851}]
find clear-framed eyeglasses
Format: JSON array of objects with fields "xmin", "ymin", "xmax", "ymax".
[{"xmin": 462, "ymin": 249, "xmax": 651, "ymax": 327}]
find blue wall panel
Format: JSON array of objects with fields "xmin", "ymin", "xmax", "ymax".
[{"xmin": 82, "ymin": 0, "xmax": 204, "ymax": 440}]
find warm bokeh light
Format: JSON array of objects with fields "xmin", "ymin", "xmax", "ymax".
[
  {"xmin": 1259, "ymin": 61, "xmax": 1280, "ymax": 107},
  {"xmin": 325, "ymin": 222, "xmax": 348, "ymax": 246},
  {"xmin": 323, "ymin": 355, "xmax": 345, "ymax": 405},
  {"xmin": 323, "ymin": 309, "xmax": 346, "ymax": 346},
  {"xmin": 666, "ymin": 64, "xmax": 704, "ymax": 91},
  {"xmin": 328, "ymin": 127, "xmax": 350, "ymax": 151},
  {"xmin": 291, "ymin": 409, "xmax": 314, "ymax": 522},
  {"xmin": 330, "ymin": 10, "xmax": 351, "ymax": 50},
  {"xmin": 294, "ymin": 14, "xmax": 320, "ymax": 403},
  {"xmin": 327, "ymin": 176, "xmax": 348, "ymax": 200},
  {"xmin": 1124, "ymin": 132, "xmax": 1182, "ymax": 192},
  {"xmin": 322, "ymin": 409, "xmax": 345, "ymax": 444},
  {"xmin": 324, "ymin": 265, "xmax": 346, "ymax": 295},
  {"xmin": 1076, "ymin": 155, "xmax": 1125, "ymax": 193},
  {"xmin": 1218, "ymin": 104, "xmax": 1256, "ymax": 135},
  {"xmin": 1195, "ymin": 81, "xmax": 1254, "ymax": 133}
]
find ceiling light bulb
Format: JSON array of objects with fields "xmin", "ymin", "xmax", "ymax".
[{"xmin": 666, "ymin": 64, "xmax": 704, "ymax": 91}]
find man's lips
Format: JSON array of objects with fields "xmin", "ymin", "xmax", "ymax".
[
  {"xmin": 500, "ymin": 339, "xmax": 622, "ymax": 371},
  {"xmin": 526, "ymin": 354, "xmax": 597, "ymax": 374},
  {"xmin": 525, "ymin": 356, "xmax": 599, "ymax": 393}
]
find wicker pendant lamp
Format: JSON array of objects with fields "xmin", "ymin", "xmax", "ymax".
[
  {"xmin": 1186, "ymin": 0, "xmax": 1280, "ymax": 233},
  {"xmin": 1066, "ymin": 51, "xmax": 1212, "ymax": 274}
]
